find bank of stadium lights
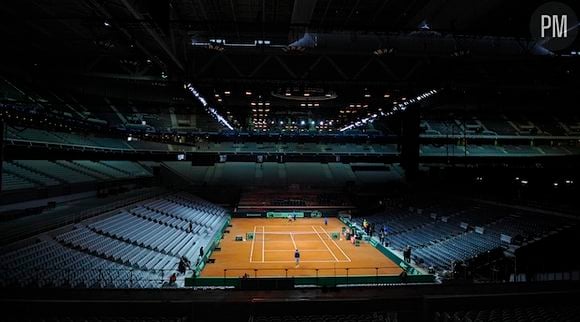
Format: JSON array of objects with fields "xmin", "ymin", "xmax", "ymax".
[
  {"xmin": 552, "ymin": 179, "xmax": 574, "ymax": 187},
  {"xmin": 282, "ymin": 45, "xmax": 306, "ymax": 53},
  {"xmin": 419, "ymin": 20, "xmax": 431, "ymax": 30},
  {"xmin": 363, "ymin": 89, "xmax": 371, "ymax": 98},
  {"xmin": 451, "ymin": 49, "xmax": 471, "ymax": 57},
  {"xmin": 340, "ymin": 89, "xmax": 439, "ymax": 132},
  {"xmin": 186, "ymin": 83, "xmax": 233, "ymax": 130},
  {"xmin": 104, "ymin": 21, "xmax": 111, "ymax": 27},
  {"xmin": 373, "ymin": 48, "xmax": 395, "ymax": 56}
]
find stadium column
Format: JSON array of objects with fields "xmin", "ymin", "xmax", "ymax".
[
  {"xmin": 400, "ymin": 107, "xmax": 420, "ymax": 181},
  {"xmin": 0, "ymin": 120, "xmax": 4, "ymax": 192}
]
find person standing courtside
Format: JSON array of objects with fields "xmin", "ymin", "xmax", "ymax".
[{"xmin": 404, "ymin": 245, "xmax": 412, "ymax": 263}]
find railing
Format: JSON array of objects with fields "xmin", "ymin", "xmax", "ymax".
[
  {"xmin": 186, "ymin": 266, "xmax": 434, "ymax": 288},
  {"xmin": 221, "ymin": 266, "xmax": 402, "ymax": 279}
]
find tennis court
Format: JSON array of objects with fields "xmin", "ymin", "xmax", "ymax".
[
  {"xmin": 199, "ymin": 218, "xmax": 403, "ymax": 278},
  {"xmin": 248, "ymin": 225, "xmax": 351, "ymax": 263}
]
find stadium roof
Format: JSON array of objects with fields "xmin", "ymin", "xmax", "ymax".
[{"xmin": 1, "ymin": 0, "xmax": 579, "ymax": 132}]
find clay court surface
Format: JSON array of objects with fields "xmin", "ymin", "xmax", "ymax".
[{"xmin": 200, "ymin": 218, "xmax": 403, "ymax": 278}]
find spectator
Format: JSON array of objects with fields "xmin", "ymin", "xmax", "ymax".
[
  {"xmin": 199, "ymin": 246, "xmax": 204, "ymax": 258},
  {"xmin": 182, "ymin": 256, "xmax": 191, "ymax": 268},
  {"xmin": 169, "ymin": 273, "xmax": 177, "ymax": 285},
  {"xmin": 188, "ymin": 222, "xmax": 193, "ymax": 233},
  {"xmin": 403, "ymin": 245, "xmax": 412, "ymax": 263},
  {"xmin": 324, "ymin": 216, "xmax": 328, "ymax": 226},
  {"xmin": 178, "ymin": 260, "xmax": 186, "ymax": 274}
]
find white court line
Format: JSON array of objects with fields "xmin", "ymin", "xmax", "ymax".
[
  {"xmin": 265, "ymin": 249, "xmax": 331, "ymax": 252},
  {"xmin": 290, "ymin": 232, "xmax": 297, "ymax": 249},
  {"xmin": 312, "ymin": 226, "xmax": 339, "ymax": 262},
  {"xmin": 256, "ymin": 231, "xmax": 327, "ymax": 234},
  {"xmin": 249, "ymin": 225, "xmax": 256, "ymax": 262},
  {"xmin": 262, "ymin": 226, "xmax": 265, "ymax": 263},
  {"xmin": 260, "ymin": 260, "xmax": 351, "ymax": 263},
  {"xmin": 253, "ymin": 240, "xmax": 300, "ymax": 243},
  {"xmin": 260, "ymin": 225, "xmax": 326, "ymax": 228},
  {"xmin": 320, "ymin": 226, "xmax": 352, "ymax": 262}
]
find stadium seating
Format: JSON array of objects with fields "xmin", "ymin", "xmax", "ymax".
[
  {"xmin": 253, "ymin": 312, "xmax": 398, "ymax": 322},
  {"xmin": 15, "ymin": 160, "xmax": 101, "ymax": 183},
  {"xmin": 0, "ymin": 239, "xmax": 161, "ymax": 288},
  {"xmin": 480, "ymin": 119, "xmax": 518, "ymax": 135},
  {"xmin": 433, "ymin": 304, "xmax": 580, "ymax": 322},
  {"xmin": 3, "ymin": 161, "xmax": 61, "ymax": 187},
  {"xmin": 1, "ymin": 172, "xmax": 35, "ymax": 191},
  {"xmin": 426, "ymin": 120, "xmax": 464, "ymax": 135},
  {"xmin": 360, "ymin": 201, "xmax": 569, "ymax": 271},
  {"xmin": 7, "ymin": 126, "xmax": 165, "ymax": 151},
  {"xmin": 127, "ymin": 140, "xmax": 173, "ymax": 151},
  {"xmin": 100, "ymin": 161, "xmax": 151, "ymax": 177},
  {"xmin": 4, "ymin": 316, "xmax": 187, "ymax": 322},
  {"xmin": 72, "ymin": 160, "xmax": 132, "ymax": 179},
  {"xmin": 10, "ymin": 127, "xmax": 66, "ymax": 143},
  {"xmin": 0, "ymin": 161, "xmax": 152, "ymax": 191},
  {"xmin": 0, "ymin": 193, "xmax": 228, "ymax": 288}
]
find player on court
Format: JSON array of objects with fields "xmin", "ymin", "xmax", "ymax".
[{"xmin": 294, "ymin": 249, "xmax": 300, "ymax": 267}]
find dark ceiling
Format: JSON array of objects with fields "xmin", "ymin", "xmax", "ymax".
[{"xmin": 1, "ymin": 0, "xmax": 579, "ymax": 131}]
